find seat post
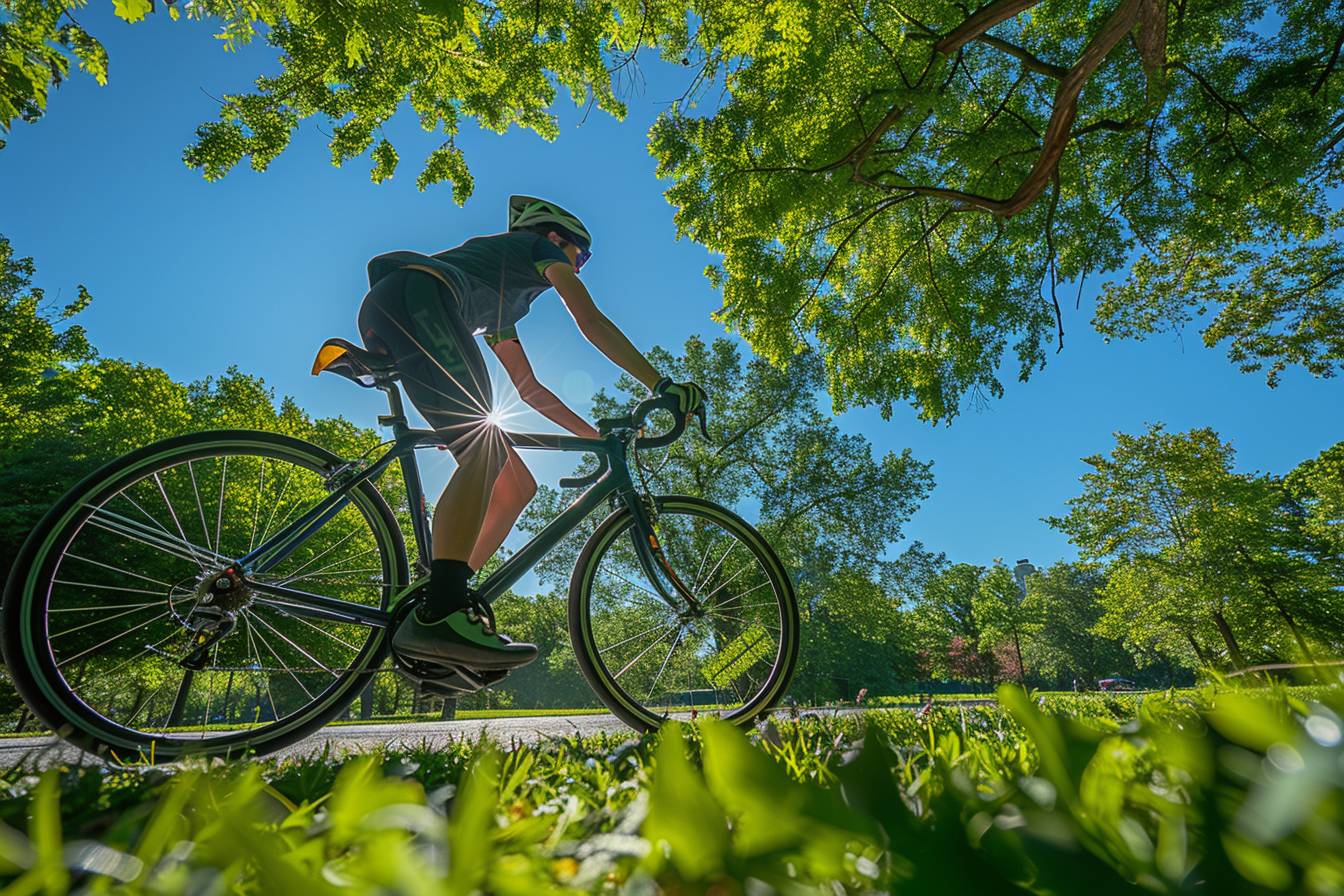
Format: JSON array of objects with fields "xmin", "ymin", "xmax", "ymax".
[{"xmin": 376, "ymin": 380, "xmax": 410, "ymax": 437}]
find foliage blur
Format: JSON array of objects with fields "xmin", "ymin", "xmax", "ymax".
[{"xmin": 2, "ymin": 686, "xmax": 1343, "ymax": 893}]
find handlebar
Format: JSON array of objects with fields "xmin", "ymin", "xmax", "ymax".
[
  {"xmin": 558, "ymin": 394, "xmax": 710, "ymax": 489},
  {"xmin": 610, "ymin": 393, "xmax": 710, "ymax": 449}
]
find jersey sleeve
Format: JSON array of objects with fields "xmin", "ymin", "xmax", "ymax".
[
  {"xmin": 530, "ymin": 235, "xmax": 571, "ymax": 277},
  {"xmin": 485, "ymin": 326, "xmax": 519, "ymax": 347}
]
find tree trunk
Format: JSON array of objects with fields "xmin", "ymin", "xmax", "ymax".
[
  {"xmin": 440, "ymin": 697, "xmax": 457, "ymax": 720},
  {"xmin": 1210, "ymin": 611, "xmax": 1246, "ymax": 670},
  {"xmin": 360, "ymin": 681, "xmax": 374, "ymax": 721},
  {"xmin": 14, "ymin": 708, "xmax": 30, "ymax": 734},
  {"xmin": 1185, "ymin": 632, "xmax": 1213, "ymax": 666},
  {"xmin": 1013, "ymin": 632, "xmax": 1026, "ymax": 683},
  {"xmin": 222, "ymin": 671, "xmax": 235, "ymax": 725}
]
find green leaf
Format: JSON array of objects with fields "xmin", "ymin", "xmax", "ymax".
[
  {"xmin": 643, "ymin": 723, "xmax": 728, "ymax": 881},
  {"xmin": 113, "ymin": 0, "xmax": 155, "ymax": 23}
]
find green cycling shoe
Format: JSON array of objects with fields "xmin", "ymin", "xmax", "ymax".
[{"xmin": 392, "ymin": 591, "xmax": 538, "ymax": 671}]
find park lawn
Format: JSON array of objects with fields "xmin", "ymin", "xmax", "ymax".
[{"xmin": 0, "ymin": 683, "xmax": 1341, "ymax": 894}]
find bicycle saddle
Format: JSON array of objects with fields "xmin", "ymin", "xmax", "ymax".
[{"xmin": 311, "ymin": 337, "xmax": 397, "ymax": 388}]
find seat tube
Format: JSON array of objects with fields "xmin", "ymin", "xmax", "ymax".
[{"xmin": 380, "ymin": 383, "xmax": 434, "ymax": 575}]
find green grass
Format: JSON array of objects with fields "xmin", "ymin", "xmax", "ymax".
[{"xmin": 1, "ymin": 682, "xmax": 1342, "ymax": 893}]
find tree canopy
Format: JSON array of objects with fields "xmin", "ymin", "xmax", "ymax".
[{"xmin": 5, "ymin": 0, "xmax": 1340, "ymax": 420}]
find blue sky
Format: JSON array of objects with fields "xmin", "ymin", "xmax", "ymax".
[{"xmin": 2, "ymin": 8, "xmax": 1339, "ymax": 575}]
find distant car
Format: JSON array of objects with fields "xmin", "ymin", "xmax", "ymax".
[{"xmin": 1097, "ymin": 677, "xmax": 1138, "ymax": 692}]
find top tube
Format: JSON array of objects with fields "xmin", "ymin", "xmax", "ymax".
[{"xmin": 401, "ymin": 427, "xmax": 610, "ymax": 454}]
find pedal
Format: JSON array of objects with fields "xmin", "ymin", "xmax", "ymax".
[{"xmin": 404, "ymin": 662, "xmax": 509, "ymax": 697}]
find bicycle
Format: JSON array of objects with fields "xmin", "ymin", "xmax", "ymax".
[{"xmin": 1, "ymin": 338, "xmax": 800, "ymax": 760}]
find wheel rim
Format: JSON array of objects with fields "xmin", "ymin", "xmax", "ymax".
[
  {"xmin": 20, "ymin": 439, "xmax": 400, "ymax": 750},
  {"xmin": 577, "ymin": 499, "xmax": 796, "ymax": 726}
]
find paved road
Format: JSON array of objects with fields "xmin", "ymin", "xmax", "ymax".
[{"xmin": 0, "ymin": 707, "xmax": 874, "ymax": 768}]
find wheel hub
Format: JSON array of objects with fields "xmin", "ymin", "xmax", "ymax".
[{"xmin": 193, "ymin": 565, "xmax": 252, "ymax": 613}]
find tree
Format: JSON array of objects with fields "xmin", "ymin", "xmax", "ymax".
[
  {"xmin": 972, "ymin": 562, "xmax": 1040, "ymax": 683},
  {"xmin": 1021, "ymin": 561, "xmax": 1136, "ymax": 687},
  {"xmin": 909, "ymin": 562, "xmax": 999, "ymax": 685},
  {"xmin": 10, "ymin": 3, "xmax": 1341, "ymax": 420},
  {"xmin": 1289, "ymin": 441, "xmax": 1344, "ymax": 561}
]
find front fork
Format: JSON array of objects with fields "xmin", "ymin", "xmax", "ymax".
[{"xmin": 614, "ymin": 482, "xmax": 702, "ymax": 615}]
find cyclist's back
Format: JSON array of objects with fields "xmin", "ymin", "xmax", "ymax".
[{"xmin": 367, "ymin": 229, "xmax": 568, "ymax": 341}]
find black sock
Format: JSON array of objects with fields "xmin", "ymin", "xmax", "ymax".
[{"xmin": 419, "ymin": 559, "xmax": 473, "ymax": 622}]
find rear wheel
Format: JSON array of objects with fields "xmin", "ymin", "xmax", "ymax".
[
  {"xmin": 1, "ymin": 430, "xmax": 407, "ymax": 761},
  {"xmin": 569, "ymin": 495, "xmax": 799, "ymax": 731}
]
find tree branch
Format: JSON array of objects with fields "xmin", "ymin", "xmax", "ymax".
[
  {"xmin": 975, "ymin": 35, "xmax": 1070, "ymax": 78},
  {"xmin": 936, "ymin": 0, "xmax": 1044, "ymax": 56},
  {"xmin": 1312, "ymin": 22, "xmax": 1344, "ymax": 96}
]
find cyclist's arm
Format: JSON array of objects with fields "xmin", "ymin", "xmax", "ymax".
[
  {"xmin": 545, "ymin": 264, "xmax": 662, "ymax": 389},
  {"xmin": 489, "ymin": 335, "xmax": 600, "ymax": 439}
]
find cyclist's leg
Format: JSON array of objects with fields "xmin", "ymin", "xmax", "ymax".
[
  {"xmin": 358, "ymin": 270, "xmax": 536, "ymax": 668},
  {"xmin": 359, "ymin": 267, "xmax": 500, "ymax": 568},
  {"xmin": 468, "ymin": 444, "xmax": 537, "ymax": 571}
]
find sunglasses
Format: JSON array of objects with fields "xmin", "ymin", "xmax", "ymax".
[{"xmin": 574, "ymin": 247, "xmax": 593, "ymax": 273}]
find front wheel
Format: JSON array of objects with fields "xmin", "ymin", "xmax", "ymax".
[{"xmin": 569, "ymin": 496, "xmax": 799, "ymax": 732}]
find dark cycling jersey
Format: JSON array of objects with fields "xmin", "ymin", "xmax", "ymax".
[{"xmin": 367, "ymin": 231, "xmax": 569, "ymax": 344}]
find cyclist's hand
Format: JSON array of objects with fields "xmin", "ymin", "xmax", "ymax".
[{"xmin": 654, "ymin": 378, "xmax": 707, "ymax": 417}]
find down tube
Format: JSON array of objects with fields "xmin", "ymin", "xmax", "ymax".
[{"xmin": 477, "ymin": 477, "xmax": 621, "ymax": 603}]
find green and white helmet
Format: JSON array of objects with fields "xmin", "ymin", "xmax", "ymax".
[{"xmin": 507, "ymin": 195, "xmax": 592, "ymax": 251}]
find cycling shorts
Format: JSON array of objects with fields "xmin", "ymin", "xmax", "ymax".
[{"xmin": 357, "ymin": 268, "xmax": 492, "ymax": 452}]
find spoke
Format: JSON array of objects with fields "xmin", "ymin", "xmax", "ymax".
[
  {"xmin": 214, "ymin": 455, "xmax": 228, "ymax": 556},
  {"xmin": 271, "ymin": 535, "xmax": 370, "ymax": 586},
  {"xmin": 154, "ymin": 471, "xmax": 208, "ymax": 571},
  {"xmin": 707, "ymin": 580, "xmax": 773, "ymax": 613},
  {"xmin": 243, "ymin": 611, "xmax": 316, "ymax": 701},
  {"xmin": 251, "ymin": 602, "xmax": 362, "ymax": 652},
  {"xmin": 188, "ymin": 460, "xmax": 212, "ymax": 554},
  {"xmin": 116, "ymin": 490, "xmax": 183, "ymax": 552},
  {"xmin": 597, "ymin": 621, "xmax": 675, "ymax": 653},
  {"xmin": 243, "ymin": 617, "xmax": 281, "ymax": 722},
  {"xmin": 691, "ymin": 530, "xmax": 725, "ymax": 594},
  {"xmin": 50, "ymin": 602, "xmax": 162, "ymax": 640},
  {"xmin": 52, "ymin": 580, "xmax": 170, "ymax": 598},
  {"xmin": 647, "ymin": 627, "xmax": 686, "ymax": 701},
  {"xmin": 58, "ymin": 616, "xmax": 176, "ymax": 668},
  {"xmin": 697, "ymin": 540, "xmax": 737, "ymax": 599},
  {"xmin": 701, "ymin": 561, "xmax": 754, "ymax": 604},
  {"xmin": 704, "ymin": 606, "xmax": 782, "ymax": 630},
  {"xmin": 613, "ymin": 625, "xmax": 678, "ymax": 680},
  {"xmin": 50, "ymin": 600, "xmax": 165, "ymax": 614},
  {"xmin": 243, "ymin": 608, "xmax": 334, "ymax": 677},
  {"xmin": 249, "ymin": 459, "xmax": 266, "ymax": 553},
  {"xmin": 126, "ymin": 678, "xmax": 173, "ymax": 730},
  {"xmin": 257, "ymin": 466, "xmax": 297, "ymax": 548},
  {"xmin": 88, "ymin": 507, "xmax": 227, "ymax": 568},
  {"xmin": 599, "ymin": 567, "xmax": 667, "ymax": 607},
  {"xmin": 65, "ymin": 553, "xmax": 176, "ymax": 589}
]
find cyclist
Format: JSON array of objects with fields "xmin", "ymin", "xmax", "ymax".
[{"xmin": 357, "ymin": 196, "xmax": 705, "ymax": 673}]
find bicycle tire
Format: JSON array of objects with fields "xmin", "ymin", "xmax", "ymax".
[
  {"xmin": 1, "ymin": 429, "xmax": 408, "ymax": 761},
  {"xmin": 568, "ymin": 495, "xmax": 799, "ymax": 731}
]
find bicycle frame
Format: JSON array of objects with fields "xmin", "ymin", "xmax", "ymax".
[{"xmin": 237, "ymin": 381, "xmax": 688, "ymax": 631}]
